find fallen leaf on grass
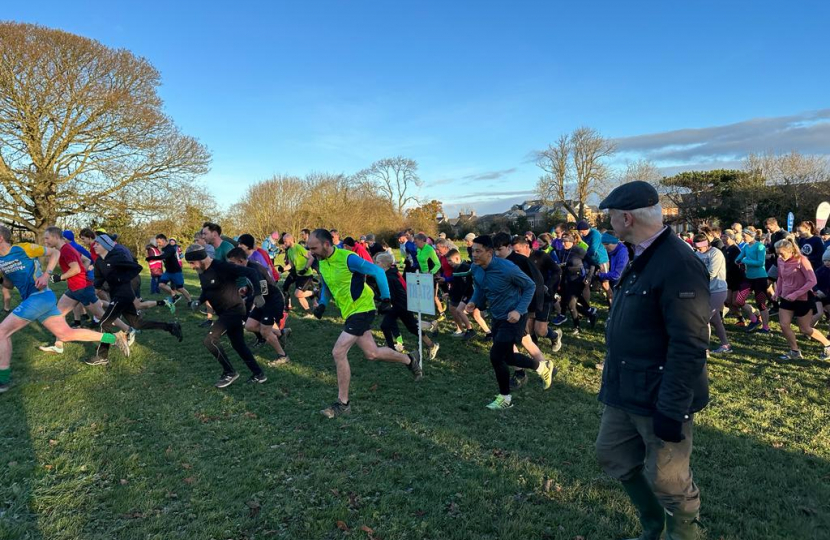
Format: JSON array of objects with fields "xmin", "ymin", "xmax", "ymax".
[
  {"xmin": 360, "ymin": 525, "xmax": 374, "ymax": 534},
  {"xmin": 181, "ymin": 463, "xmax": 192, "ymax": 469},
  {"xmin": 543, "ymin": 478, "xmax": 553, "ymax": 492},
  {"xmin": 120, "ymin": 479, "xmax": 129, "ymax": 485},
  {"xmin": 44, "ymin": 464, "xmax": 53, "ymax": 471},
  {"xmin": 183, "ymin": 476, "xmax": 195, "ymax": 484},
  {"xmin": 247, "ymin": 499, "xmax": 261, "ymax": 518},
  {"xmin": 369, "ymin": 383, "xmax": 378, "ymax": 392},
  {"xmin": 336, "ymin": 520, "xmax": 349, "ymax": 531},
  {"xmin": 244, "ymin": 411, "xmax": 258, "ymax": 419},
  {"xmin": 330, "ymin": 488, "xmax": 340, "ymax": 497},
  {"xmin": 48, "ymin": 439, "xmax": 57, "ymax": 446}
]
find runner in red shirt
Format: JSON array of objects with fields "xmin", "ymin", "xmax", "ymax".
[
  {"xmin": 38, "ymin": 227, "xmax": 133, "ymax": 354},
  {"xmin": 343, "ymin": 237, "xmax": 373, "ymax": 262}
]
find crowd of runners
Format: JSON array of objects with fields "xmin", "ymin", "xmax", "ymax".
[{"xmin": 1, "ymin": 212, "xmax": 829, "ymax": 416}]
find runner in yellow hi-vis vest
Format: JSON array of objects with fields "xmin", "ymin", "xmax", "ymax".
[{"xmin": 306, "ymin": 229, "xmax": 422, "ymax": 418}]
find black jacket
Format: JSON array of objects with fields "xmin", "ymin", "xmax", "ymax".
[
  {"xmin": 384, "ymin": 266, "xmax": 408, "ymax": 310},
  {"xmin": 94, "ymin": 245, "xmax": 143, "ymax": 300},
  {"xmin": 599, "ymin": 227, "xmax": 711, "ymax": 421}
]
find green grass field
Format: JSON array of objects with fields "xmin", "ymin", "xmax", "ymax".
[{"xmin": 1, "ymin": 269, "xmax": 828, "ymax": 540}]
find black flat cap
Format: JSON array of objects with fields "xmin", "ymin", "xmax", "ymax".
[{"xmin": 599, "ymin": 180, "xmax": 660, "ymax": 210}]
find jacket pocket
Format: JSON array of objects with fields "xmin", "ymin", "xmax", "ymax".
[{"xmin": 618, "ymin": 359, "xmax": 663, "ymax": 409}]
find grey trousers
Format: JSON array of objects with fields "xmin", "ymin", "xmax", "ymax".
[{"xmin": 595, "ymin": 405, "xmax": 701, "ymax": 517}]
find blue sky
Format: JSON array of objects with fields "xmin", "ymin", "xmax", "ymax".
[{"xmin": 6, "ymin": 1, "xmax": 830, "ymax": 216}]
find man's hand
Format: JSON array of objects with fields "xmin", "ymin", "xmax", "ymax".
[
  {"xmin": 313, "ymin": 304, "xmax": 326, "ymax": 319},
  {"xmin": 506, "ymin": 310, "xmax": 521, "ymax": 323},
  {"xmin": 378, "ymin": 298, "xmax": 393, "ymax": 313},
  {"xmin": 50, "ymin": 273, "xmax": 63, "ymax": 283},
  {"xmin": 465, "ymin": 302, "xmax": 476, "ymax": 314},
  {"xmin": 35, "ymin": 274, "xmax": 50, "ymax": 290},
  {"xmin": 253, "ymin": 295, "xmax": 266, "ymax": 308},
  {"xmin": 653, "ymin": 411, "xmax": 685, "ymax": 443}
]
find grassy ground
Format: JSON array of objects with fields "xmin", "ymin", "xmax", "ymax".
[{"xmin": 1, "ymin": 269, "xmax": 828, "ymax": 540}]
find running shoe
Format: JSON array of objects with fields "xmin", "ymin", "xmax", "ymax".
[
  {"xmin": 267, "ymin": 355, "xmax": 290, "ymax": 367},
  {"xmin": 321, "ymin": 400, "xmax": 351, "ymax": 418},
  {"xmin": 437, "ymin": 311, "xmax": 446, "ymax": 322},
  {"xmin": 451, "ymin": 330, "xmax": 465, "ymax": 338},
  {"xmin": 821, "ymin": 346, "xmax": 830, "ymax": 361},
  {"xmin": 778, "ymin": 349, "xmax": 803, "ymax": 361},
  {"xmin": 486, "ymin": 395, "xmax": 513, "ymax": 410},
  {"xmin": 462, "ymin": 329, "xmax": 475, "ymax": 341},
  {"xmin": 429, "ymin": 342, "xmax": 440, "ymax": 361},
  {"xmin": 246, "ymin": 373, "xmax": 268, "ymax": 384},
  {"xmin": 430, "ymin": 319, "xmax": 440, "ymax": 333},
  {"xmin": 169, "ymin": 322, "xmax": 183, "ymax": 343},
  {"xmin": 711, "ymin": 344, "xmax": 733, "ymax": 354},
  {"xmin": 509, "ymin": 371, "xmax": 527, "ymax": 390},
  {"xmin": 171, "ymin": 294, "xmax": 182, "ymax": 304},
  {"xmin": 745, "ymin": 320, "xmax": 761, "ymax": 333},
  {"xmin": 69, "ymin": 320, "xmax": 82, "ymax": 329},
  {"xmin": 190, "ymin": 300, "xmax": 201, "ymax": 311},
  {"xmin": 199, "ymin": 320, "xmax": 213, "ymax": 328},
  {"xmin": 251, "ymin": 337, "xmax": 267, "ymax": 348},
  {"xmin": 550, "ymin": 329, "xmax": 563, "ymax": 353},
  {"xmin": 83, "ymin": 355, "xmax": 109, "ymax": 366},
  {"xmin": 571, "ymin": 327, "xmax": 581, "ymax": 336},
  {"xmin": 114, "ymin": 332, "xmax": 131, "ymax": 358},
  {"xmin": 215, "ymin": 372, "xmax": 239, "ymax": 388},
  {"xmin": 164, "ymin": 297, "xmax": 176, "ymax": 314},
  {"xmin": 80, "ymin": 314, "xmax": 90, "ymax": 322},
  {"xmin": 0, "ymin": 382, "xmax": 9, "ymax": 393},
  {"xmin": 757, "ymin": 328, "xmax": 771, "ymax": 334},
  {"xmin": 393, "ymin": 342, "xmax": 406, "ymax": 353},
  {"xmin": 38, "ymin": 344, "xmax": 64, "ymax": 354},
  {"xmin": 588, "ymin": 307, "xmax": 598, "ymax": 329},
  {"xmin": 551, "ymin": 314, "xmax": 567, "ymax": 326},
  {"xmin": 483, "ymin": 332, "xmax": 494, "ymax": 341},
  {"xmin": 127, "ymin": 328, "xmax": 137, "ymax": 346},
  {"xmin": 407, "ymin": 353, "xmax": 423, "ymax": 380},
  {"xmin": 734, "ymin": 320, "xmax": 746, "ymax": 327},
  {"xmin": 539, "ymin": 360, "xmax": 556, "ymax": 390}
]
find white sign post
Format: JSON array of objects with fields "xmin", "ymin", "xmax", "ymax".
[{"xmin": 406, "ymin": 271, "xmax": 436, "ymax": 371}]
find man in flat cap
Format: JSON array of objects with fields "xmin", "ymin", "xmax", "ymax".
[{"xmin": 595, "ymin": 181, "xmax": 710, "ymax": 539}]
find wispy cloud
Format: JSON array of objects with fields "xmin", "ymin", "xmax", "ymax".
[
  {"xmin": 426, "ymin": 167, "xmax": 519, "ymax": 187},
  {"xmin": 461, "ymin": 167, "xmax": 518, "ymax": 181},
  {"xmin": 614, "ymin": 109, "xmax": 830, "ymax": 163},
  {"xmin": 451, "ymin": 189, "xmax": 535, "ymax": 201}
]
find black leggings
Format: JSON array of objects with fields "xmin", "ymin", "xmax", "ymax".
[
  {"xmin": 490, "ymin": 340, "xmax": 538, "ymax": 395},
  {"xmin": 204, "ymin": 310, "xmax": 263, "ymax": 376},
  {"xmin": 562, "ymin": 281, "xmax": 592, "ymax": 326},
  {"xmin": 96, "ymin": 297, "xmax": 171, "ymax": 359},
  {"xmin": 380, "ymin": 308, "xmax": 419, "ymax": 348}
]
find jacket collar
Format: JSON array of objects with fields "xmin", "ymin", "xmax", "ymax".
[{"xmin": 618, "ymin": 227, "xmax": 673, "ymax": 285}]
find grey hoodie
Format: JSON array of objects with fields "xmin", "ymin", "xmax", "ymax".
[{"xmin": 696, "ymin": 247, "xmax": 727, "ymax": 293}]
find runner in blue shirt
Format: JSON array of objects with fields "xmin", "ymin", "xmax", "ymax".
[{"xmin": 0, "ymin": 225, "xmax": 129, "ymax": 393}]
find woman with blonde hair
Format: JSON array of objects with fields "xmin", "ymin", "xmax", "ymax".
[{"xmin": 774, "ymin": 238, "xmax": 830, "ymax": 361}]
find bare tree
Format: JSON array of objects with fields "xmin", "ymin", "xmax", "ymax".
[
  {"xmin": 617, "ymin": 159, "xmax": 662, "ymax": 185},
  {"xmin": 535, "ymin": 127, "xmax": 615, "ymax": 221},
  {"xmin": 0, "ymin": 22, "xmax": 210, "ymax": 235},
  {"xmin": 745, "ymin": 151, "xmax": 830, "ymax": 212},
  {"xmin": 353, "ymin": 156, "xmax": 422, "ymax": 214}
]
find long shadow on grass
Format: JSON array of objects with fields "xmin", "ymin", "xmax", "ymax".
[
  {"xmin": 5, "ymin": 302, "xmax": 830, "ymax": 540},
  {"xmin": 0, "ymin": 327, "xmax": 45, "ymax": 540}
]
